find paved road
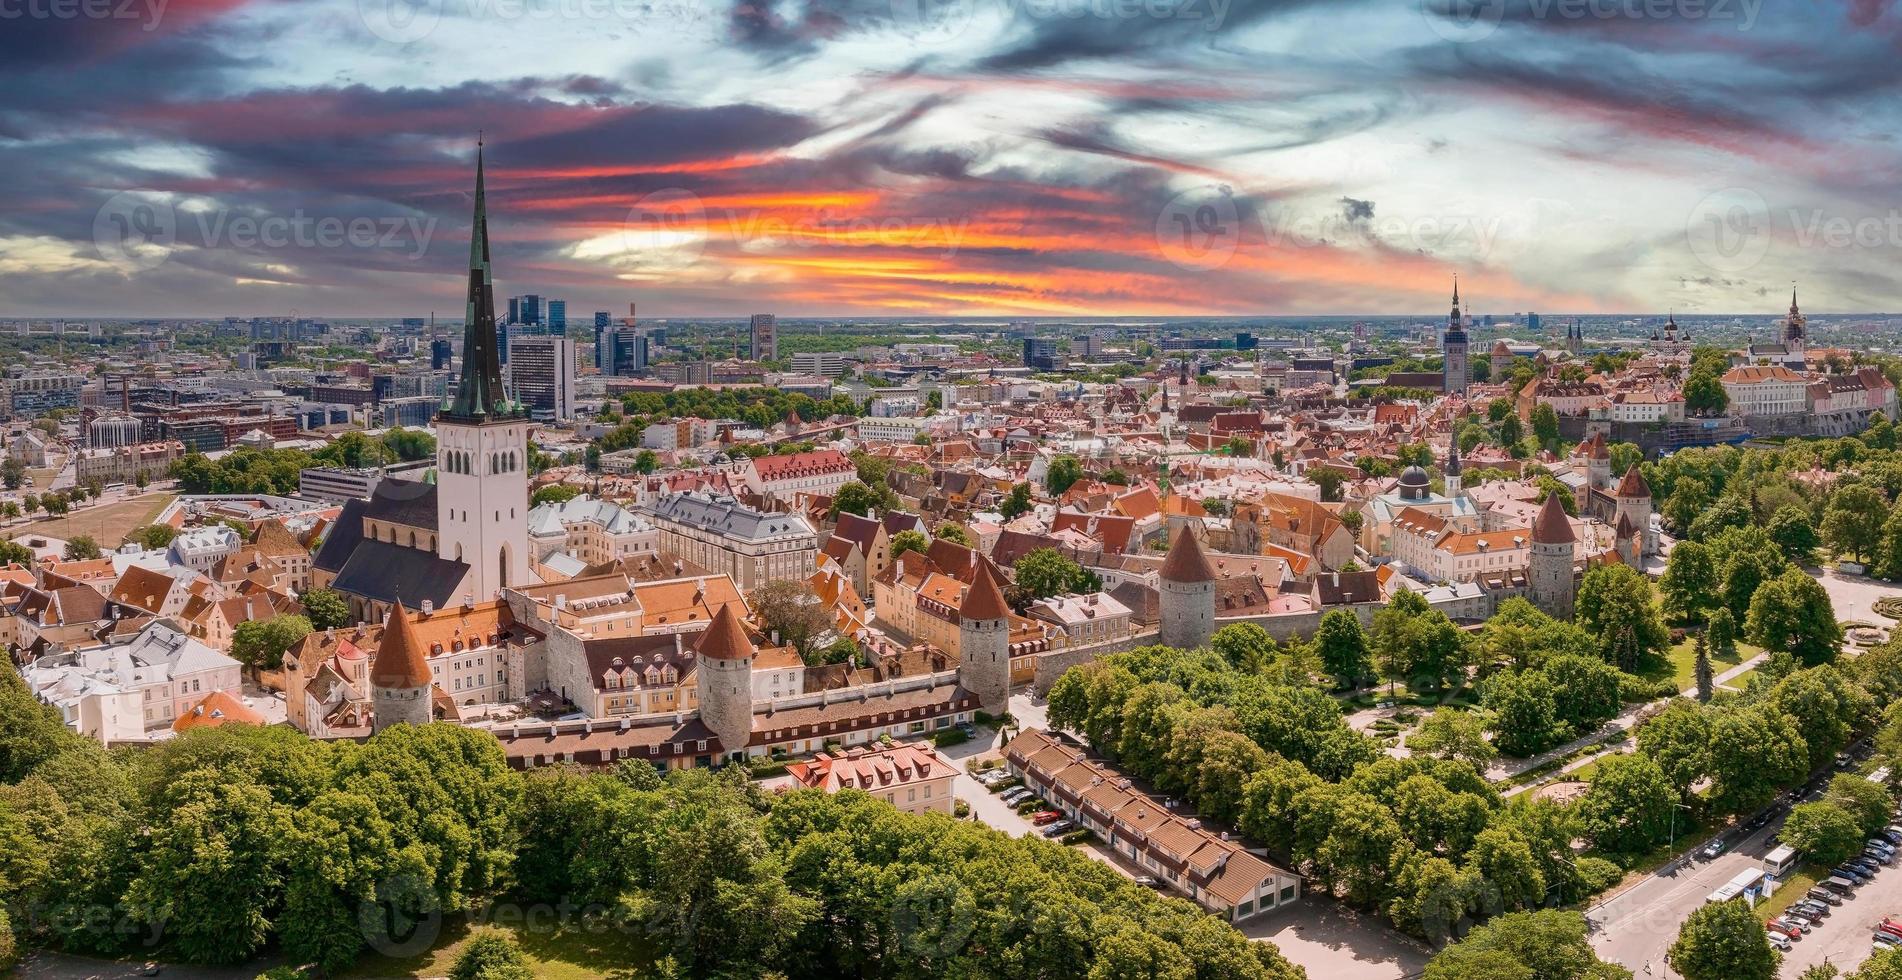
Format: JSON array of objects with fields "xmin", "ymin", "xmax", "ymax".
[{"xmin": 1587, "ymin": 808, "xmax": 1789, "ymax": 974}]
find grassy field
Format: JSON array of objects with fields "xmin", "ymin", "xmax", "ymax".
[
  {"xmin": 1637, "ymin": 638, "xmax": 1761, "ymax": 691},
  {"xmin": 1754, "ymin": 864, "xmax": 1823, "ymax": 924},
  {"xmin": 344, "ymin": 919, "xmax": 656, "ymax": 980},
  {"xmin": 3, "ymin": 492, "xmax": 176, "ymax": 548}
]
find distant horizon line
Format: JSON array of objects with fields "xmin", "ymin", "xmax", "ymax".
[{"xmin": 1, "ymin": 311, "xmax": 1890, "ymax": 323}]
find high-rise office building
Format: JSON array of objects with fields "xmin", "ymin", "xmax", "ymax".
[
  {"xmin": 507, "ymin": 335, "xmax": 576, "ymax": 421},
  {"xmin": 592, "ymin": 311, "xmax": 611, "ymax": 369},
  {"xmin": 750, "ymin": 313, "xmax": 776, "ymax": 361},
  {"xmin": 430, "ymin": 338, "xmax": 453, "ymax": 371},
  {"xmin": 507, "ymin": 296, "xmax": 521, "ymax": 325},
  {"xmin": 603, "ymin": 328, "xmax": 647, "ymax": 376},
  {"xmin": 521, "ymin": 294, "xmax": 542, "ymax": 326},
  {"xmin": 1023, "ymin": 337, "xmax": 1061, "ymax": 372},
  {"xmin": 547, "ymin": 299, "xmax": 567, "ymax": 337}
]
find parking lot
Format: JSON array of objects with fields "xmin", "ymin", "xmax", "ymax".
[{"xmin": 1771, "ymin": 827, "xmax": 1902, "ymax": 975}]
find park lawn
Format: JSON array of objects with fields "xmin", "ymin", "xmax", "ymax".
[
  {"xmin": 1754, "ymin": 865, "xmax": 1824, "ymax": 924},
  {"xmin": 3, "ymin": 492, "xmax": 176, "ymax": 548},
  {"xmin": 1719, "ymin": 667, "xmax": 1759, "ymax": 692},
  {"xmin": 1636, "ymin": 638, "xmax": 1760, "ymax": 692},
  {"xmin": 344, "ymin": 916, "xmax": 656, "ymax": 980}
]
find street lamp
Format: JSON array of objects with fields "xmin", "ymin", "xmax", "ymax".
[{"xmin": 1669, "ymin": 801, "xmax": 1694, "ymax": 855}]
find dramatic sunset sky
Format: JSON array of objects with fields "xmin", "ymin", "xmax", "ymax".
[{"xmin": 0, "ymin": 0, "xmax": 1898, "ymax": 317}]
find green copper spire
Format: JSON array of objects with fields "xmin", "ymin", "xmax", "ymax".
[{"xmin": 443, "ymin": 138, "xmax": 515, "ymax": 421}]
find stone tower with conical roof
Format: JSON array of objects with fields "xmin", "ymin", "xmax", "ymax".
[
  {"xmin": 959, "ymin": 560, "xmax": 1012, "ymax": 713},
  {"xmin": 371, "ymin": 602, "xmax": 434, "ymax": 732},
  {"xmin": 1159, "ymin": 526, "xmax": 1217, "ymax": 650},
  {"xmin": 694, "ymin": 602, "xmax": 755, "ymax": 761},
  {"xmin": 1584, "ymin": 432, "xmax": 1611, "ymax": 492},
  {"xmin": 1528, "ymin": 492, "xmax": 1576, "ymax": 620},
  {"xmin": 1613, "ymin": 464, "xmax": 1655, "ymax": 559}
]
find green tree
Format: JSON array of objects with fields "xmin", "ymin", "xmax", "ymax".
[
  {"xmin": 1694, "ymin": 633, "xmax": 1713, "ymax": 702},
  {"xmin": 1767, "ymin": 505, "xmax": 1821, "ymax": 565},
  {"xmin": 1045, "ymin": 455, "xmax": 1084, "ymax": 495},
  {"xmin": 1659, "ymin": 540, "xmax": 1720, "ymax": 623},
  {"xmin": 635, "ymin": 450, "xmax": 660, "ymax": 474},
  {"xmin": 1707, "ymin": 607, "xmax": 1739, "ymax": 661},
  {"xmin": 1823, "ymin": 483, "xmax": 1888, "ymax": 562},
  {"xmin": 1013, "ymin": 548, "xmax": 1099, "ymax": 603},
  {"xmin": 1210, "ymin": 623, "xmax": 1278, "ymax": 674},
  {"xmin": 450, "ymin": 929, "xmax": 535, "ymax": 980},
  {"xmin": 1370, "ymin": 590, "xmax": 1469, "ymax": 692},
  {"xmin": 128, "ymin": 523, "xmax": 177, "ymax": 550},
  {"xmin": 999, "ymin": 482, "xmax": 1033, "ymax": 519},
  {"xmin": 1682, "ymin": 371, "xmax": 1729, "ymax": 416},
  {"xmin": 1530, "ymin": 403, "xmax": 1561, "ymax": 449},
  {"xmin": 1746, "ymin": 568, "xmax": 1841, "ymax": 667},
  {"xmin": 890, "ymin": 529, "xmax": 929, "ymax": 560},
  {"xmin": 1722, "ymin": 549, "xmax": 1783, "ymax": 617},
  {"xmin": 1826, "ymin": 773, "xmax": 1896, "ymax": 839},
  {"xmin": 1875, "ymin": 506, "xmax": 1902, "ymax": 580},
  {"xmin": 1782, "ymin": 801, "xmax": 1865, "ymax": 867},
  {"xmin": 299, "ymin": 588, "xmax": 352, "ymax": 631},
  {"xmin": 1575, "ymin": 563, "xmax": 1669, "ymax": 672},
  {"xmin": 62, "ymin": 535, "xmax": 102, "ymax": 561},
  {"xmin": 1769, "ymin": 666, "xmax": 1871, "ymax": 770},
  {"xmin": 830, "ymin": 480, "xmax": 888, "ymax": 519},
  {"xmin": 0, "ymin": 540, "xmax": 32, "ymax": 566},
  {"xmin": 1425, "ymin": 910, "xmax": 1629, "ymax": 980},
  {"xmin": 1405, "ymin": 708, "xmax": 1497, "ymax": 767},
  {"xmin": 934, "ymin": 523, "xmax": 973, "ymax": 546},
  {"xmin": 122, "ymin": 773, "xmax": 290, "ymax": 963},
  {"xmin": 1670, "ymin": 898, "xmax": 1777, "ymax": 980},
  {"xmin": 1485, "ymin": 670, "xmax": 1561, "ymax": 757},
  {"xmin": 228, "ymin": 614, "xmax": 313, "ymax": 671},
  {"xmin": 1312, "ymin": 468, "xmax": 1345, "ymax": 502},
  {"xmin": 1706, "ymin": 706, "xmax": 1809, "ymax": 816},
  {"xmin": 1636, "ymin": 699, "xmax": 1711, "ymax": 796},
  {"xmin": 1542, "ymin": 654, "xmax": 1623, "ymax": 732},
  {"xmin": 750, "ymin": 580, "xmax": 835, "ymax": 662},
  {"xmin": 1314, "ymin": 608, "xmax": 1374, "ymax": 688},
  {"xmin": 530, "ymin": 484, "xmax": 581, "ymax": 506},
  {"xmin": 0, "ymin": 458, "xmax": 24, "ymax": 491},
  {"xmin": 1577, "ymin": 753, "xmax": 1676, "ymax": 855}
]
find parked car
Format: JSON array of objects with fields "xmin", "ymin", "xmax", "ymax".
[
  {"xmin": 1879, "ymin": 921, "xmax": 1902, "ymax": 943},
  {"xmin": 1767, "ymin": 919, "xmax": 1804, "ymax": 938},
  {"xmin": 1837, "ymin": 752, "xmax": 1855, "ymax": 769},
  {"xmin": 1699, "ymin": 839, "xmax": 1727, "ymax": 860},
  {"xmin": 1808, "ymin": 887, "xmax": 1846, "ymax": 906},
  {"xmin": 1767, "ymin": 931, "xmax": 1792, "ymax": 952},
  {"xmin": 1848, "ymin": 858, "xmax": 1883, "ymax": 876},
  {"xmin": 957, "ymin": 722, "xmax": 978, "ymax": 739},
  {"xmin": 999, "ymin": 789, "xmax": 1031, "ymax": 805},
  {"xmin": 1792, "ymin": 901, "xmax": 1831, "ymax": 920},
  {"xmin": 1132, "ymin": 876, "xmax": 1164, "ymax": 890},
  {"xmin": 1865, "ymin": 848, "xmax": 1896, "ymax": 866},
  {"xmin": 1745, "ymin": 812, "xmax": 1772, "ymax": 831},
  {"xmin": 1823, "ymin": 876, "xmax": 1860, "ymax": 894},
  {"xmin": 1030, "ymin": 811, "xmax": 1063, "ymax": 826},
  {"xmin": 1875, "ymin": 932, "xmax": 1899, "ymax": 950},
  {"xmin": 1869, "ymin": 837, "xmax": 1896, "ymax": 852},
  {"xmin": 1041, "ymin": 820, "xmax": 1074, "ymax": 837},
  {"xmin": 1881, "ymin": 829, "xmax": 1902, "ymax": 846},
  {"xmin": 1832, "ymin": 867, "xmax": 1868, "ymax": 885},
  {"xmin": 1784, "ymin": 910, "xmax": 1823, "ymax": 929}
]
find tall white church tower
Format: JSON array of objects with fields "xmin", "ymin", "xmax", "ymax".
[{"xmin": 436, "ymin": 140, "xmax": 530, "ymax": 601}]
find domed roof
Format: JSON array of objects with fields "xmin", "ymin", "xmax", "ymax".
[{"xmin": 1397, "ymin": 465, "xmax": 1431, "ymax": 501}]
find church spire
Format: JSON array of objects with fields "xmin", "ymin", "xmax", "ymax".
[{"xmin": 443, "ymin": 139, "xmax": 515, "ymax": 422}]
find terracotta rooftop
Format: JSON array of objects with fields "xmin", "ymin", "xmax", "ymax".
[
  {"xmin": 369, "ymin": 603, "xmax": 433, "ymax": 688},
  {"xmin": 960, "ymin": 558, "xmax": 1011, "ymax": 621},
  {"xmin": 1531, "ymin": 492, "xmax": 1576, "ymax": 545},
  {"xmin": 1616, "ymin": 464, "xmax": 1651, "ymax": 499},
  {"xmin": 1159, "ymin": 526, "xmax": 1217, "ymax": 584},
  {"xmin": 693, "ymin": 601, "xmax": 755, "ymax": 663}
]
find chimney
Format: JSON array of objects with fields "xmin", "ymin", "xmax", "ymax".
[{"xmin": 420, "ymin": 599, "xmax": 434, "ymax": 614}]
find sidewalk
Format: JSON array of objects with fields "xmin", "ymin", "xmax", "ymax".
[{"xmin": 1497, "ymin": 652, "xmax": 1766, "ymax": 797}]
